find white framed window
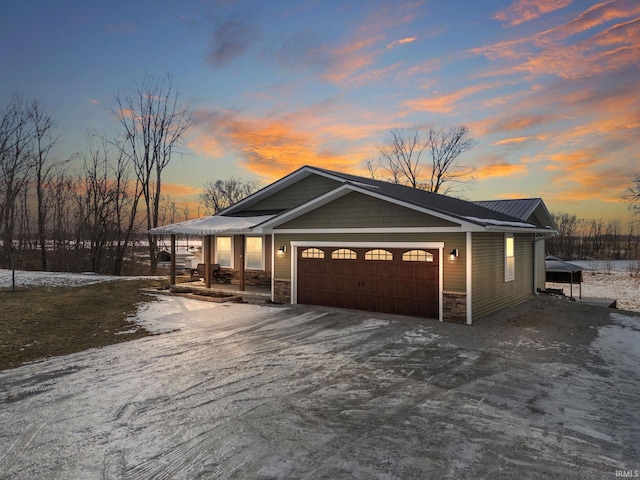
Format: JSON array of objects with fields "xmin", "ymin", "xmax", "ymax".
[
  {"xmin": 331, "ymin": 248, "xmax": 357, "ymax": 260},
  {"xmin": 365, "ymin": 249, "xmax": 393, "ymax": 261},
  {"xmin": 505, "ymin": 234, "xmax": 515, "ymax": 282},
  {"xmin": 216, "ymin": 236, "xmax": 232, "ymax": 268},
  {"xmin": 246, "ymin": 237, "xmax": 263, "ymax": 270}
]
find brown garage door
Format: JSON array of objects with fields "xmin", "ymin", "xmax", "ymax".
[{"xmin": 297, "ymin": 247, "xmax": 439, "ymax": 318}]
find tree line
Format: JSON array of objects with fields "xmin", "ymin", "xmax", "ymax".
[
  {"xmin": 546, "ymin": 213, "xmax": 639, "ymax": 261},
  {"xmin": 0, "ymin": 75, "xmax": 193, "ymax": 275},
  {"xmin": 2, "ymin": 79, "xmax": 638, "ymax": 275}
]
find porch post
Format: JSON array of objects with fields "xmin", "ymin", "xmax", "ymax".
[
  {"xmin": 239, "ymin": 235, "xmax": 245, "ymax": 291},
  {"xmin": 204, "ymin": 235, "xmax": 212, "ymax": 289},
  {"xmin": 170, "ymin": 234, "xmax": 176, "ymax": 285}
]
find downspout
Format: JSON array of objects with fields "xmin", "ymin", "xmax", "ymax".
[
  {"xmin": 533, "ymin": 233, "xmax": 546, "ymax": 295},
  {"xmin": 170, "ymin": 234, "xmax": 176, "ymax": 285},
  {"xmin": 271, "ymin": 233, "xmax": 275, "ymax": 303},
  {"xmin": 466, "ymin": 232, "xmax": 472, "ymax": 326},
  {"xmin": 204, "ymin": 235, "xmax": 212, "ymax": 289}
]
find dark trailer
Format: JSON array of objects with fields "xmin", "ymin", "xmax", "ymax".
[{"xmin": 545, "ymin": 255, "xmax": 584, "ymax": 299}]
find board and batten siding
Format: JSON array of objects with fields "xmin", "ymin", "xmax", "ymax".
[
  {"xmin": 273, "ymin": 232, "xmax": 466, "ymax": 293},
  {"xmin": 472, "ymin": 232, "xmax": 534, "ymax": 319},
  {"xmin": 243, "ymin": 174, "xmax": 340, "ymax": 213},
  {"xmin": 277, "ymin": 192, "xmax": 458, "ymax": 229}
]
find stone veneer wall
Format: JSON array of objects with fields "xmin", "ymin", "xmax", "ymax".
[
  {"xmin": 223, "ymin": 269, "xmax": 270, "ymax": 287},
  {"xmin": 443, "ymin": 291, "xmax": 467, "ymax": 324},
  {"xmin": 273, "ymin": 279, "xmax": 291, "ymax": 304}
]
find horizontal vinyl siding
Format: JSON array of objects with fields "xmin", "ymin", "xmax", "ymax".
[
  {"xmin": 273, "ymin": 232, "xmax": 466, "ymax": 292},
  {"xmin": 278, "ymin": 192, "xmax": 458, "ymax": 229},
  {"xmin": 244, "ymin": 175, "xmax": 340, "ymax": 213},
  {"xmin": 472, "ymin": 233, "xmax": 534, "ymax": 319}
]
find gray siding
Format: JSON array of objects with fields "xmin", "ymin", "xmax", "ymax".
[
  {"xmin": 273, "ymin": 232, "xmax": 466, "ymax": 292},
  {"xmin": 278, "ymin": 192, "xmax": 458, "ymax": 229},
  {"xmin": 243, "ymin": 174, "xmax": 340, "ymax": 213},
  {"xmin": 472, "ymin": 232, "xmax": 534, "ymax": 319}
]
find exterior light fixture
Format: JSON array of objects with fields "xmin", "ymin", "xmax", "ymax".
[
  {"xmin": 277, "ymin": 245, "xmax": 287, "ymax": 256},
  {"xmin": 450, "ymin": 248, "xmax": 459, "ymax": 260}
]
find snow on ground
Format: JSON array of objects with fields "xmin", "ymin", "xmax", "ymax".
[
  {"xmin": 0, "ymin": 292, "xmax": 639, "ymax": 479},
  {"xmin": 0, "ymin": 269, "xmax": 165, "ymax": 288},
  {"xmin": 546, "ymin": 260, "xmax": 640, "ymax": 312}
]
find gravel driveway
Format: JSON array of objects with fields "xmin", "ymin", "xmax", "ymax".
[{"xmin": 1, "ymin": 295, "xmax": 638, "ymax": 479}]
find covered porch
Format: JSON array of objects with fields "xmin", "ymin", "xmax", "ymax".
[{"xmin": 149, "ymin": 214, "xmax": 276, "ymax": 298}]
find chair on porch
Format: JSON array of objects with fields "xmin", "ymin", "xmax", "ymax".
[
  {"xmin": 194, "ymin": 263, "xmax": 218, "ymax": 282},
  {"xmin": 194, "ymin": 263, "xmax": 232, "ymax": 284}
]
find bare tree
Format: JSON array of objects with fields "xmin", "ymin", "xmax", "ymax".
[
  {"xmin": 200, "ymin": 177, "xmax": 260, "ymax": 214},
  {"xmin": 374, "ymin": 125, "xmax": 476, "ymax": 195},
  {"xmin": 110, "ymin": 141, "xmax": 143, "ymax": 276},
  {"xmin": 0, "ymin": 95, "xmax": 35, "ymax": 266},
  {"xmin": 76, "ymin": 140, "xmax": 118, "ymax": 273},
  {"xmin": 623, "ymin": 173, "xmax": 640, "ymax": 216},
  {"xmin": 48, "ymin": 171, "xmax": 76, "ymax": 270},
  {"xmin": 28, "ymin": 100, "xmax": 63, "ymax": 271},
  {"xmin": 111, "ymin": 74, "xmax": 194, "ymax": 273}
]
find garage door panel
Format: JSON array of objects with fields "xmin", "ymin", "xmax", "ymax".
[{"xmin": 297, "ymin": 247, "xmax": 440, "ymax": 318}]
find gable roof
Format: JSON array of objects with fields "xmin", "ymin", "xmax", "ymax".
[
  {"xmin": 308, "ymin": 167, "xmax": 538, "ymax": 228},
  {"xmin": 151, "ymin": 165, "xmax": 557, "ymax": 235}
]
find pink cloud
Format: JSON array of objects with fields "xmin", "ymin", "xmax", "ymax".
[{"xmin": 494, "ymin": 0, "xmax": 573, "ymax": 26}]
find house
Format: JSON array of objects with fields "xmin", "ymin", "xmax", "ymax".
[{"xmin": 150, "ymin": 165, "xmax": 557, "ymax": 324}]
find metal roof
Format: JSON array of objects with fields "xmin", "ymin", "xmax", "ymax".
[
  {"xmin": 148, "ymin": 214, "xmax": 276, "ymax": 235},
  {"xmin": 473, "ymin": 199, "xmax": 542, "ymax": 222}
]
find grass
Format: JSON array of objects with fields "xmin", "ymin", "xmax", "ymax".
[{"xmin": 0, "ymin": 279, "xmax": 168, "ymax": 371}]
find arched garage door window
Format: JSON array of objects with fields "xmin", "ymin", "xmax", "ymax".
[
  {"xmin": 365, "ymin": 249, "xmax": 393, "ymax": 261},
  {"xmin": 332, "ymin": 248, "xmax": 357, "ymax": 259},
  {"xmin": 402, "ymin": 249, "xmax": 434, "ymax": 262},
  {"xmin": 301, "ymin": 247, "xmax": 324, "ymax": 259}
]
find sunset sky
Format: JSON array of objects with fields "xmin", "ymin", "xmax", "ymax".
[{"xmin": 1, "ymin": 0, "xmax": 638, "ymax": 223}]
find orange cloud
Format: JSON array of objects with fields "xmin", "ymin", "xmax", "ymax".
[
  {"xmin": 494, "ymin": 0, "xmax": 572, "ymax": 26},
  {"xmin": 191, "ymin": 109, "xmax": 371, "ymax": 180},
  {"xmin": 475, "ymin": 162, "xmax": 528, "ymax": 179},
  {"xmin": 320, "ymin": 1, "xmax": 426, "ymax": 87},
  {"xmin": 188, "ymin": 135, "xmax": 225, "ymax": 159},
  {"xmin": 543, "ymin": 150, "xmax": 631, "ymax": 203},
  {"xmin": 474, "ymin": 1, "xmax": 640, "ymax": 81},
  {"xmin": 387, "ymin": 37, "xmax": 417, "ymax": 48},
  {"xmin": 491, "ymin": 136, "xmax": 534, "ymax": 146},
  {"xmin": 403, "ymin": 83, "xmax": 498, "ymax": 114},
  {"xmin": 161, "ymin": 182, "xmax": 202, "ymax": 198}
]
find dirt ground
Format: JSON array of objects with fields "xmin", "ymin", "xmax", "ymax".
[{"xmin": 0, "ymin": 295, "xmax": 638, "ymax": 479}]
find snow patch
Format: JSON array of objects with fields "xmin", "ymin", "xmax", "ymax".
[{"xmin": 0, "ymin": 269, "xmax": 164, "ymax": 288}]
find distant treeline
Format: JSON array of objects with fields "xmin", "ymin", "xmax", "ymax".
[
  {"xmin": 546, "ymin": 213, "xmax": 639, "ymax": 260},
  {"xmin": 1, "ymin": 76, "xmax": 194, "ymax": 275}
]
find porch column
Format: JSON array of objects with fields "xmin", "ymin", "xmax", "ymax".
[
  {"xmin": 239, "ymin": 235, "xmax": 245, "ymax": 291},
  {"xmin": 204, "ymin": 235, "xmax": 212, "ymax": 289},
  {"xmin": 170, "ymin": 234, "xmax": 176, "ymax": 285}
]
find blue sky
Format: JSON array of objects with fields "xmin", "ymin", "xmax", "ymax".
[{"xmin": 1, "ymin": 0, "xmax": 638, "ymax": 222}]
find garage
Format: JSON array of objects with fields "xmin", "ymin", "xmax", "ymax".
[{"xmin": 296, "ymin": 246, "xmax": 440, "ymax": 318}]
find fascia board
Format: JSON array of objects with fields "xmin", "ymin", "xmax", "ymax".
[
  {"xmin": 269, "ymin": 227, "xmax": 467, "ymax": 234},
  {"xmin": 483, "ymin": 225, "xmax": 558, "ymax": 234}
]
